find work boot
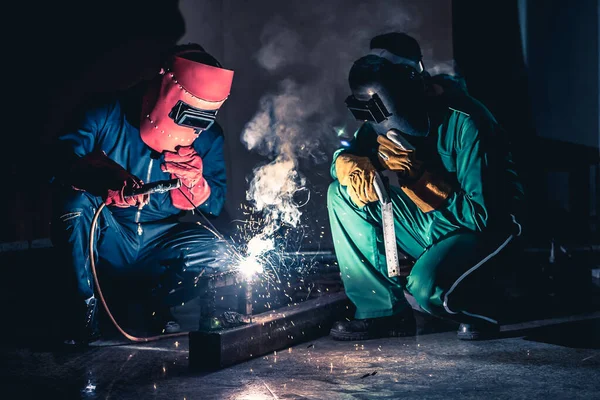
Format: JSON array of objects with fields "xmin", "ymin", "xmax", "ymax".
[
  {"xmin": 456, "ymin": 322, "xmax": 500, "ymax": 340},
  {"xmin": 330, "ymin": 311, "xmax": 416, "ymax": 341},
  {"xmin": 63, "ymin": 297, "xmax": 101, "ymax": 346}
]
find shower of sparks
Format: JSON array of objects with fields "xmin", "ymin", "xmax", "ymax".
[
  {"xmin": 210, "ymin": 198, "xmax": 336, "ymax": 320},
  {"xmin": 233, "ymin": 235, "xmax": 275, "ymax": 279}
]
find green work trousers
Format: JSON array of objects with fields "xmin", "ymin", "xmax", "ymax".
[{"xmin": 327, "ymin": 181, "xmax": 519, "ymax": 324}]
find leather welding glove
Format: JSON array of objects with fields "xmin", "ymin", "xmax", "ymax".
[
  {"xmin": 335, "ymin": 153, "xmax": 379, "ymax": 208},
  {"xmin": 161, "ymin": 146, "xmax": 211, "ymax": 210},
  {"xmin": 377, "ymin": 135, "xmax": 454, "ymax": 213},
  {"xmin": 68, "ymin": 149, "xmax": 149, "ymax": 208},
  {"xmin": 376, "ymin": 135, "xmax": 423, "ymax": 180},
  {"xmin": 400, "ymin": 170, "xmax": 454, "ymax": 213}
]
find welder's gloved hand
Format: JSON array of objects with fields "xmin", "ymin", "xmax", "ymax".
[
  {"xmin": 335, "ymin": 154, "xmax": 379, "ymax": 208},
  {"xmin": 377, "ymin": 135, "xmax": 423, "ymax": 180},
  {"xmin": 161, "ymin": 146, "xmax": 211, "ymax": 210},
  {"xmin": 69, "ymin": 149, "xmax": 149, "ymax": 208},
  {"xmin": 105, "ymin": 177, "xmax": 148, "ymax": 208},
  {"xmin": 401, "ymin": 170, "xmax": 455, "ymax": 213}
]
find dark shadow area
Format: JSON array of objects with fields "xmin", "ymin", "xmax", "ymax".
[
  {"xmin": 452, "ymin": 0, "xmax": 599, "ymax": 248},
  {"xmin": 1, "ymin": 0, "xmax": 186, "ymax": 349},
  {"xmin": 5, "ymin": 0, "xmax": 186, "ymax": 242},
  {"xmin": 521, "ymin": 319, "xmax": 600, "ymax": 350}
]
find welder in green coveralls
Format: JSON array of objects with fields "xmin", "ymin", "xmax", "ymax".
[{"xmin": 328, "ymin": 33, "xmax": 525, "ymax": 341}]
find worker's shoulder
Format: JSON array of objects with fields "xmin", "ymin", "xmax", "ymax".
[
  {"xmin": 63, "ymin": 93, "xmax": 123, "ymax": 130},
  {"xmin": 192, "ymin": 121, "xmax": 225, "ymax": 154},
  {"xmin": 446, "ymin": 93, "xmax": 497, "ymax": 127}
]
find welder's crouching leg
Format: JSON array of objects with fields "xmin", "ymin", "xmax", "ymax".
[
  {"xmin": 327, "ymin": 181, "xmax": 431, "ymax": 340},
  {"xmin": 327, "ymin": 181, "xmax": 412, "ymax": 320},
  {"xmin": 51, "ymin": 190, "xmax": 106, "ymax": 343},
  {"xmin": 142, "ymin": 222, "xmax": 232, "ymax": 310},
  {"xmin": 134, "ymin": 222, "xmax": 231, "ymax": 334},
  {"xmin": 406, "ymin": 231, "xmax": 519, "ymax": 339}
]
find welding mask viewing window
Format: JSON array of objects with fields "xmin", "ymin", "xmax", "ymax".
[
  {"xmin": 345, "ymin": 93, "xmax": 392, "ymax": 123},
  {"xmin": 169, "ymin": 100, "xmax": 217, "ymax": 132}
]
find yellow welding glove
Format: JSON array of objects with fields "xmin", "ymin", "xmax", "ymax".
[
  {"xmin": 401, "ymin": 170, "xmax": 454, "ymax": 213},
  {"xmin": 335, "ymin": 154, "xmax": 379, "ymax": 208},
  {"xmin": 376, "ymin": 135, "xmax": 422, "ymax": 179}
]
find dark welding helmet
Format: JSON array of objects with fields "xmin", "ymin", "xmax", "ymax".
[{"xmin": 345, "ymin": 53, "xmax": 429, "ymax": 137}]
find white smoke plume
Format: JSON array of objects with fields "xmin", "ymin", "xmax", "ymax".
[{"xmin": 241, "ymin": 0, "xmax": 455, "ymax": 239}]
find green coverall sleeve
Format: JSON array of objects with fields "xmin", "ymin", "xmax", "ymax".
[
  {"xmin": 330, "ymin": 148, "xmax": 348, "ymax": 180},
  {"xmin": 432, "ymin": 118, "xmax": 489, "ymax": 232}
]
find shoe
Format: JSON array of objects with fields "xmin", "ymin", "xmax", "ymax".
[
  {"xmin": 63, "ymin": 297, "xmax": 101, "ymax": 346},
  {"xmin": 150, "ymin": 306, "xmax": 181, "ymax": 334},
  {"xmin": 457, "ymin": 322, "xmax": 500, "ymax": 340},
  {"xmin": 330, "ymin": 312, "xmax": 416, "ymax": 341}
]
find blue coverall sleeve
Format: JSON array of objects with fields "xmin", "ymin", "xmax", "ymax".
[
  {"xmin": 194, "ymin": 133, "xmax": 227, "ymax": 217},
  {"xmin": 52, "ymin": 102, "xmax": 112, "ymax": 180}
]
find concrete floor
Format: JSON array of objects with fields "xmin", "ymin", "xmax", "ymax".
[
  {"xmin": 2, "ymin": 317, "xmax": 599, "ymax": 400},
  {"xmin": 1, "ymin": 245, "xmax": 599, "ymax": 399}
]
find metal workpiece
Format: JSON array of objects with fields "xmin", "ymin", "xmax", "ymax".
[
  {"xmin": 237, "ymin": 280, "xmax": 253, "ymax": 318},
  {"xmin": 189, "ymin": 292, "xmax": 353, "ymax": 370},
  {"xmin": 197, "ymin": 271, "xmax": 254, "ymax": 331}
]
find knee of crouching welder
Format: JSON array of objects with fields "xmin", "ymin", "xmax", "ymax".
[
  {"xmin": 183, "ymin": 239, "xmax": 230, "ymax": 276},
  {"xmin": 52, "ymin": 191, "xmax": 104, "ymax": 245},
  {"xmin": 406, "ymin": 277, "xmax": 439, "ymax": 317}
]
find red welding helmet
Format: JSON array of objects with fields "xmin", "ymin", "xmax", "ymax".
[{"xmin": 140, "ymin": 53, "xmax": 234, "ymax": 153}]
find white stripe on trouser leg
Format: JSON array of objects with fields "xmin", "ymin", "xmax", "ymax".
[
  {"xmin": 441, "ymin": 215, "xmax": 521, "ymax": 324},
  {"xmin": 441, "ymin": 235, "xmax": 513, "ymax": 324},
  {"xmin": 442, "ymin": 215, "xmax": 522, "ymax": 323}
]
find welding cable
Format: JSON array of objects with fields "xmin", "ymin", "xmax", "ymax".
[
  {"xmin": 88, "ymin": 188, "xmax": 246, "ymax": 343},
  {"xmin": 89, "ymin": 203, "xmax": 187, "ymax": 342}
]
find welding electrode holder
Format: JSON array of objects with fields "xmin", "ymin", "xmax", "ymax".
[{"xmin": 123, "ymin": 178, "xmax": 182, "ymax": 197}]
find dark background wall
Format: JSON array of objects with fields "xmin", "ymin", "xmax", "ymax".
[
  {"xmin": 523, "ymin": 0, "xmax": 599, "ymax": 240},
  {"xmin": 3, "ymin": 0, "xmax": 599, "ymax": 249},
  {"xmin": 453, "ymin": 0, "xmax": 599, "ymax": 244}
]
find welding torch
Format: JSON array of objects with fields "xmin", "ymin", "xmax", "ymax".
[{"xmin": 123, "ymin": 177, "xmax": 182, "ymax": 197}]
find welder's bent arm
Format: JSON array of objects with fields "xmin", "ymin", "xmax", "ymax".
[
  {"xmin": 429, "ymin": 119, "xmax": 489, "ymax": 231},
  {"xmin": 51, "ymin": 101, "xmax": 114, "ymax": 186}
]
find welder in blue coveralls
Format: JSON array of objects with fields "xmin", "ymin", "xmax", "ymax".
[
  {"xmin": 50, "ymin": 44, "xmax": 235, "ymax": 344},
  {"xmin": 328, "ymin": 33, "xmax": 525, "ymax": 341}
]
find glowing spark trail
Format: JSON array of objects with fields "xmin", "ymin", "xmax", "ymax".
[{"xmin": 234, "ymin": 236, "xmax": 275, "ymax": 279}]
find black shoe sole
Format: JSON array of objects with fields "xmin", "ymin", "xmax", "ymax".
[
  {"xmin": 330, "ymin": 328, "xmax": 372, "ymax": 341},
  {"xmin": 457, "ymin": 330, "xmax": 480, "ymax": 340},
  {"xmin": 457, "ymin": 328, "xmax": 499, "ymax": 341},
  {"xmin": 330, "ymin": 327, "xmax": 415, "ymax": 341}
]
